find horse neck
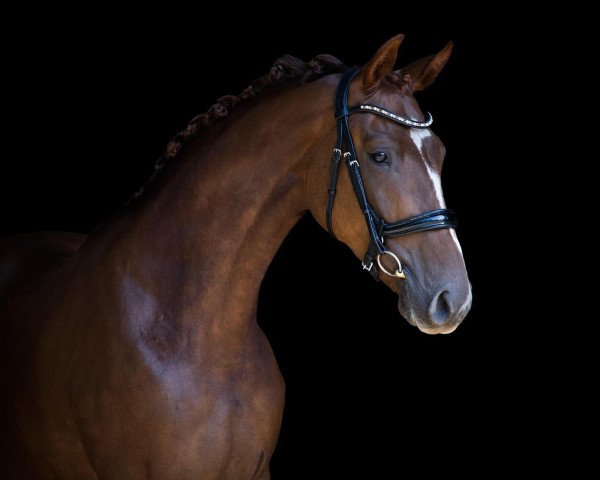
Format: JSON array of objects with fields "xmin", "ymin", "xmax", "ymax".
[{"xmin": 91, "ymin": 79, "xmax": 334, "ymax": 348}]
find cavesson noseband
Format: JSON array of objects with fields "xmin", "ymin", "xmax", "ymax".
[{"xmin": 326, "ymin": 67, "xmax": 457, "ymax": 280}]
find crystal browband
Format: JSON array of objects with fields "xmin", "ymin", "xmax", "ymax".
[{"xmin": 344, "ymin": 104, "xmax": 433, "ymax": 128}]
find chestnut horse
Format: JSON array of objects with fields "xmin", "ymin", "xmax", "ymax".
[{"xmin": 0, "ymin": 35, "xmax": 471, "ymax": 479}]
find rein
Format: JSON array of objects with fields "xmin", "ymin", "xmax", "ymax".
[{"xmin": 326, "ymin": 67, "xmax": 457, "ymax": 280}]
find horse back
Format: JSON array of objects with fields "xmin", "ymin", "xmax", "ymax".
[
  {"xmin": 0, "ymin": 231, "xmax": 86, "ymax": 295},
  {"xmin": 0, "ymin": 231, "xmax": 87, "ymax": 363}
]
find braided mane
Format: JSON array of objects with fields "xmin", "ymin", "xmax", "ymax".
[{"xmin": 157, "ymin": 54, "xmax": 347, "ymax": 169}]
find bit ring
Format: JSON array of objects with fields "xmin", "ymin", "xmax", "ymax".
[{"xmin": 376, "ymin": 251, "xmax": 406, "ymax": 279}]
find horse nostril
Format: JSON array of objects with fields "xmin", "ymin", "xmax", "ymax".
[{"xmin": 429, "ymin": 290, "xmax": 451, "ymax": 325}]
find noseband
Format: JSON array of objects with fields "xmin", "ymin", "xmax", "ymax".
[{"xmin": 326, "ymin": 67, "xmax": 457, "ymax": 280}]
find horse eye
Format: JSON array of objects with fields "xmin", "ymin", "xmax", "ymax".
[{"xmin": 369, "ymin": 152, "xmax": 388, "ymax": 164}]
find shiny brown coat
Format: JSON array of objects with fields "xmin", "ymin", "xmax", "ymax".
[{"xmin": 0, "ymin": 35, "xmax": 470, "ymax": 478}]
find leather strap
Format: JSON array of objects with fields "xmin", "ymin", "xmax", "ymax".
[
  {"xmin": 383, "ymin": 209, "xmax": 457, "ymax": 237},
  {"xmin": 326, "ymin": 147, "xmax": 342, "ymax": 237}
]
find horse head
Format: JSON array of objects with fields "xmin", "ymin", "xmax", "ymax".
[{"xmin": 307, "ymin": 35, "xmax": 472, "ymax": 334}]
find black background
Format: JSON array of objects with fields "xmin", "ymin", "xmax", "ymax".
[{"xmin": 1, "ymin": 9, "xmax": 550, "ymax": 477}]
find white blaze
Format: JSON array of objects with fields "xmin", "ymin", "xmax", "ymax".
[
  {"xmin": 450, "ymin": 229, "xmax": 463, "ymax": 255},
  {"xmin": 409, "ymin": 128, "xmax": 464, "ymax": 257},
  {"xmin": 408, "ymin": 128, "xmax": 430, "ymax": 154}
]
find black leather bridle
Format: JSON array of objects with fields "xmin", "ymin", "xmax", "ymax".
[{"xmin": 326, "ymin": 67, "xmax": 457, "ymax": 280}]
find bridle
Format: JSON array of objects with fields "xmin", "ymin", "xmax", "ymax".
[{"xmin": 326, "ymin": 67, "xmax": 457, "ymax": 280}]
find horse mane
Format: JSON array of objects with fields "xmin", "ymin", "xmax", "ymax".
[{"xmin": 156, "ymin": 53, "xmax": 347, "ymax": 170}]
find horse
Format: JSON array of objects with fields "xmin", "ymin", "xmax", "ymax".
[{"xmin": 0, "ymin": 35, "xmax": 471, "ymax": 479}]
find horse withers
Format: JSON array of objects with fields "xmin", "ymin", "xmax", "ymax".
[{"xmin": 0, "ymin": 35, "xmax": 471, "ymax": 479}]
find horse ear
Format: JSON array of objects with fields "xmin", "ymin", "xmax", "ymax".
[
  {"xmin": 361, "ymin": 34, "xmax": 405, "ymax": 92},
  {"xmin": 398, "ymin": 41, "xmax": 453, "ymax": 92}
]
